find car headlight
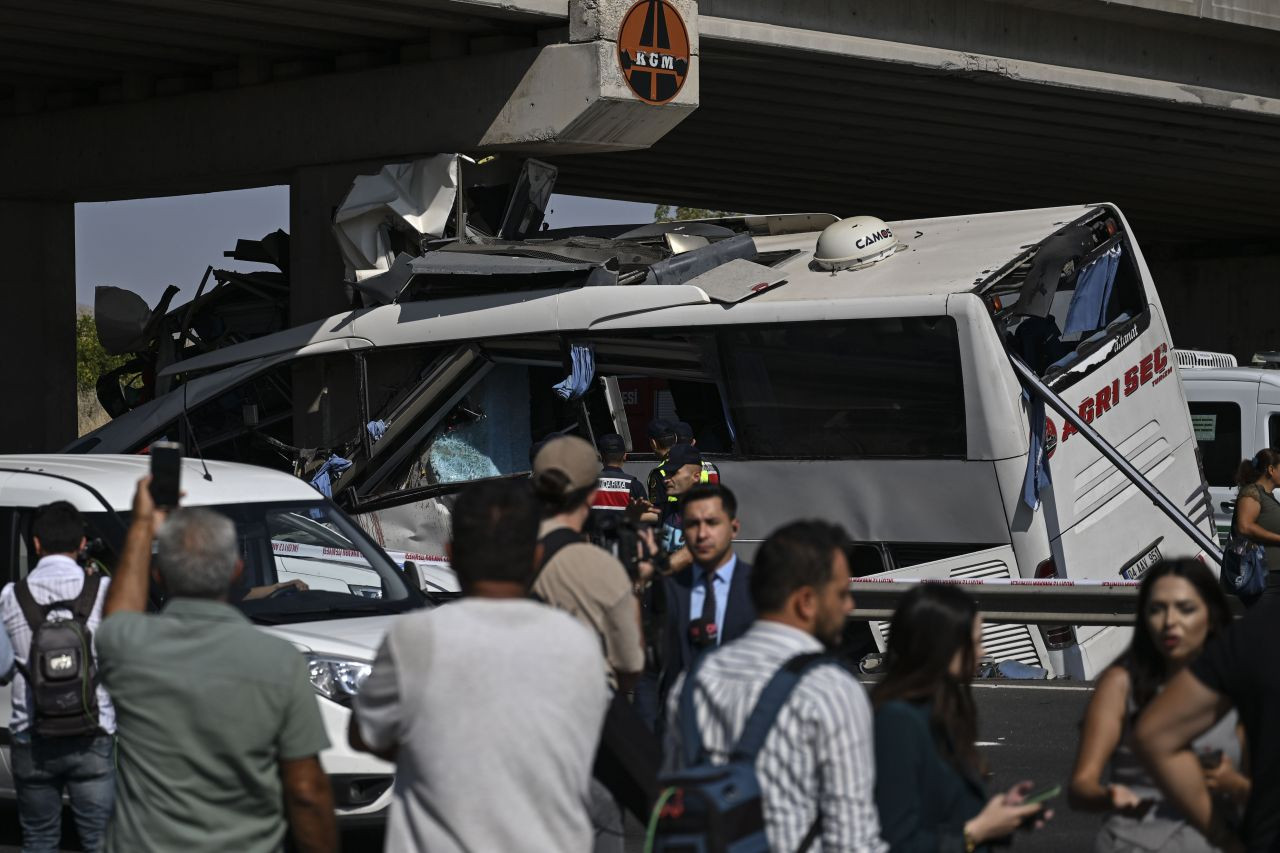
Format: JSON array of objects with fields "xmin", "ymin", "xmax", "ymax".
[{"xmin": 307, "ymin": 654, "xmax": 372, "ymax": 707}]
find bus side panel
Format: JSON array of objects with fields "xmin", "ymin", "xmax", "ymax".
[
  {"xmin": 1041, "ymin": 307, "xmax": 1212, "ymax": 574},
  {"xmin": 659, "ymin": 459, "xmax": 1014, "ymax": 555},
  {"xmin": 948, "ymin": 294, "xmax": 1028, "ymax": 462},
  {"xmin": 991, "ymin": 452, "xmax": 1056, "ymax": 578}
]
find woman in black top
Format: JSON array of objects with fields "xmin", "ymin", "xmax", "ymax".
[
  {"xmin": 1232, "ymin": 448, "xmax": 1280, "ymax": 605},
  {"xmin": 872, "ymin": 585, "xmax": 1051, "ymax": 852},
  {"xmin": 1068, "ymin": 559, "xmax": 1246, "ymax": 852}
]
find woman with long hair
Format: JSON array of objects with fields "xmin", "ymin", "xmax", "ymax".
[
  {"xmin": 1069, "ymin": 559, "xmax": 1247, "ymax": 851},
  {"xmin": 1231, "ymin": 449, "xmax": 1280, "ymax": 604},
  {"xmin": 872, "ymin": 584, "xmax": 1050, "ymax": 852}
]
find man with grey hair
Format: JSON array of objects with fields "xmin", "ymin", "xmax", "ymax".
[{"xmin": 95, "ymin": 478, "xmax": 337, "ymax": 853}]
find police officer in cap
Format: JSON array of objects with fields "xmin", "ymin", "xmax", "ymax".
[
  {"xmin": 658, "ymin": 443, "xmax": 706, "ymax": 572},
  {"xmin": 673, "ymin": 421, "xmax": 720, "ymax": 487},
  {"xmin": 645, "ymin": 419, "xmax": 679, "ymax": 507},
  {"xmin": 590, "ymin": 434, "xmax": 647, "ymax": 519}
]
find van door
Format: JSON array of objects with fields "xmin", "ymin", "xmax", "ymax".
[{"xmin": 1185, "ymin": 383, "xmax": 1252, "ymax": 537}]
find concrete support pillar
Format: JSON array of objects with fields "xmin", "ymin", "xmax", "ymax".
[
  {"xmin": 289, "ymin": 163, "xmax": 366, "ymax": 326},
  {"xmin": 289, "ymin": 163, "xmax": 369, "ymax": 449},
  {"xmin": 0, "ymin": 200, "xmax": 76, "ymax": 452},
  {"xmin": 1147, "ymin": 245, "xmax": 1280, "ymax": 362}
]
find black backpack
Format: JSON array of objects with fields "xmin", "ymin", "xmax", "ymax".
[
  {"xmin": 15, "ymin": 574, "xmax": 103, "ymax": 738},
  {"xmin": 647, "ymin": 652, "xmax": 830, "ymax": 853}
]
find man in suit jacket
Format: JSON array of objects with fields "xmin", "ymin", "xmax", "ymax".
[{"xmin": 657, "ymin": 483, "xmax": 756, "ymax": 703}]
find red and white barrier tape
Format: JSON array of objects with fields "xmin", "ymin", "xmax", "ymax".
[{"xmin": 271, "ymin": 539, "xmax": 447, "ymax": 568}]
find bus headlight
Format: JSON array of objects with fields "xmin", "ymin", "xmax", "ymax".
[{"xmin": 307, "ymin": 654, "xmax": 372, "ymax": 707}]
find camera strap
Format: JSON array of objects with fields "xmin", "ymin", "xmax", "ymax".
[{"xmin": 528, "ymin": 527, "xmax": 588, "ymax": 596}]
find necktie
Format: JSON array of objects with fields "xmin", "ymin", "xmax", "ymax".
[{"xmin": 692, "ymin": 569, "xmax": 718, "ymax": 648}]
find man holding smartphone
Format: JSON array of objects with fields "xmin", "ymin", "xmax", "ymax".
[{"xmin": 94, "ymin": 478, "xmax": 337, "ymax": 853}]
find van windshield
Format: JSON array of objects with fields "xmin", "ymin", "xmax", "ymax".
[
  {"xmin": 86, "ymin": 501, "xmax": 421, "ymax": 625},
  {"xmin": 718, "ymin": 317, "xmax": 967, "ymax": 458}
]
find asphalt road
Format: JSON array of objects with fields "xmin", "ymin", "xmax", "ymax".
[
  {"xmin": 0, "ymin": 682, "xmax": 1102, "ymax": 852},
  {"xmin": 969, "ymin": 681, "xmax": 1096, "ymax": 853}
]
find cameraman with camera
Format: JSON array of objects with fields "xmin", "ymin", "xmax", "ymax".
[
  {"xmin": 530, "ymin": 436, "xmax": 653, "ymax": 853},
  {"xmin": 530, "ymin": 436, "xmax": 647, "ymax": 689}
]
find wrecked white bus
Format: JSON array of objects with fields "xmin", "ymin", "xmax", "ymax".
[{"xmin": 71, "ymin": 203, "xmax": 1216, "ymax": 678}]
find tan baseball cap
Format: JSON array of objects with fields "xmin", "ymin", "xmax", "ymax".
[{"xmin": 532, "ymin": 436, "xmax": 601, "ymax": 493}]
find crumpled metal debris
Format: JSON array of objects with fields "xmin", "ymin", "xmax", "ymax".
[{"xmin": 332, "ymin": 155, "xmax": 459, "ymax": 282}]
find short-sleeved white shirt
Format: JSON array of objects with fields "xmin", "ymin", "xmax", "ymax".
[
  {"xmin": 1, "ymin": 555, "xmax": 114, "ymax": 734},
  {"xmin": 356, "ymin": 598, "xmax": 610, "ymax": 853}
]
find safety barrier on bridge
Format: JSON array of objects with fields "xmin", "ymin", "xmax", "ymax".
[{"xmin": 848, "ymin": 577, "xmax": 1146, "ymax": 626}]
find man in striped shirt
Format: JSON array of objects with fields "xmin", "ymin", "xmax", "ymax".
[{"xmin": 663, "ymin": 520, "xmax": 887, "ymax": 853}]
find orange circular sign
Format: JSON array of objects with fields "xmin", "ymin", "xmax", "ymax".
[{"xmin": 617, "ymin": 0, "xmax": 690, "ymax": 105}]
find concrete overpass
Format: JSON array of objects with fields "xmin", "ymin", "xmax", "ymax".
[{"xmin": 2, "ymin": 0, "xmax": 1278, "ymax": 450}]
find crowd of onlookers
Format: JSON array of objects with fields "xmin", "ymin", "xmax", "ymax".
[{"xmin": 1, "ymin": 428, "xmax": 1279, "ymax": 852}]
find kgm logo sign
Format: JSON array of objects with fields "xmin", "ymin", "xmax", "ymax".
[{"xmin": 618, "ymin": 0, "xmax": 690, "ymax": 105}]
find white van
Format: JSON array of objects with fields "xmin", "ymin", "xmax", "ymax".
[
  {"xmin": 0, "ymin": 455, "xmax": 424, "ymax": 819},
  {"xmin": 1179, "ymin": 357, "xmax": 1280, "ymax": 538},
  {"xmin": 71, "ymin": 203, "xmax": 1216, "ymax": 679}
]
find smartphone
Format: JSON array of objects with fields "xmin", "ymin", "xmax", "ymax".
[
  {"xmin": 149, "ymin": 441, "xmax": 183, "ymax": 508},
  {"xmin": 1197, "ymin": 748, "xmax": 1224, "ymax": 769},
  {"xmin": 1023, "ymin": 784, "xmax": 1061, "ymax": 807}
]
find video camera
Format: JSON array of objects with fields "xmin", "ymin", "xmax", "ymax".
[{"xmin": 586, "ymin": 506, "xmax": 668, "ymax": 581}]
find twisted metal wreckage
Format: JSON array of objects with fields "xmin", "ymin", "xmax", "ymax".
[{"xmin": 83, "ymin": 153, "xmax": 798, "ymax": 543}]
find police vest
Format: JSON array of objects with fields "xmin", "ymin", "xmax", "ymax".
[{"xmin": 592, "ymin": 475, "xmax": 634, "ymax": 512}]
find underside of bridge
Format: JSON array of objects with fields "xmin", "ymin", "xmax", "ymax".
[
  {"xmin": 1, "ymin": 0, "xmax": 1278, "ymax": 450},
  {"xmin": 553, "ymin": 32, "xmax": 1279, "ymax": 244}
]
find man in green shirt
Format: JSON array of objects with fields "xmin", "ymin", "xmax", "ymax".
[{"xmin": 96, "ymin": 479, "xmax": 337, "ymax": 853}]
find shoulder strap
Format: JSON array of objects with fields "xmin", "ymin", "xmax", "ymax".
[
  {"xmin": 538, "ymin": 528, "xmax": 585, "ymax": 570},
  {"xmin": 796, "ymin": 815, "xmax": 822, "ymax": 853},
  {"xmin": 529, "ymin": 528, "xmax": 587, "ymax": 595},
  {"xmin": 71, "ymin": 574, "xmax": 102, "ymax": 621},
  {"xmin": 13, "ymin": 579, "xmax": 47, "ymax": 631},
  {"xmin": 731, "ymin": 652, "xmax": 831, "ymax": 763}
]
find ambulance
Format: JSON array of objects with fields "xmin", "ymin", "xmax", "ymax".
[{"xmin": 71, "ymin": 203, "xmax": 1216, "ymax": 678}]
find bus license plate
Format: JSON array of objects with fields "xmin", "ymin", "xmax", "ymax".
[{"xmin": 1121, "ymin": 545, "xmax": 1162, "ymax": 581}]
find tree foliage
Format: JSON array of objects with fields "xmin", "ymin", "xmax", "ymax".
[
  {"xmin": 76, "ymin": 312, "xmax": 128, "ymax": 393},
  {"xmin": 653, "ymin": 205, "xmax": 742, "ymax": 222}
]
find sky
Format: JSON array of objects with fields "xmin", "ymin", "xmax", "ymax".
[{"xmin": 74, "ymin": 188, "xmax": 657, "ymax": 310}]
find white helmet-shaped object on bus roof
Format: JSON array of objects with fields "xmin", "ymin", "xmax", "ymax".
[{"xmin": 813, "ymin": 215, "xmax": 904, "ymax": 271}]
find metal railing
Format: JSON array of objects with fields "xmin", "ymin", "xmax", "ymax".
[{"xmin": 848, "ymin": 577, "xmax": 1244, "ymax": 625}]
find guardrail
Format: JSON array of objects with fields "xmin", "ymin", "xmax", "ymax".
[
  {"xmin": 848, "ymin": 578, "xmax": 1143, "ymax": 626},
  {"xmin": 848, "ymin": 578, "xmax": 1246, "ymax": 625}
]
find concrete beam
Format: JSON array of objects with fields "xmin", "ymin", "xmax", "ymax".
[
  {"xmin": 700, "ymin": 0, "xmax": 1280, "ymax": 103},
  {"xmin": 0, "ymin": 200, "xmax": 75, "ymax": 452},
  {"xmin": 699, "ymin": 14, "xmax": 1280, "ymax": 118},
  {"xmin": 0, "ymin": 37, "xmax": 698, "ymax": 203},
  {"xmin": 1075, "ymin": 0, "xmax": 1280, "ymax": 35}
]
